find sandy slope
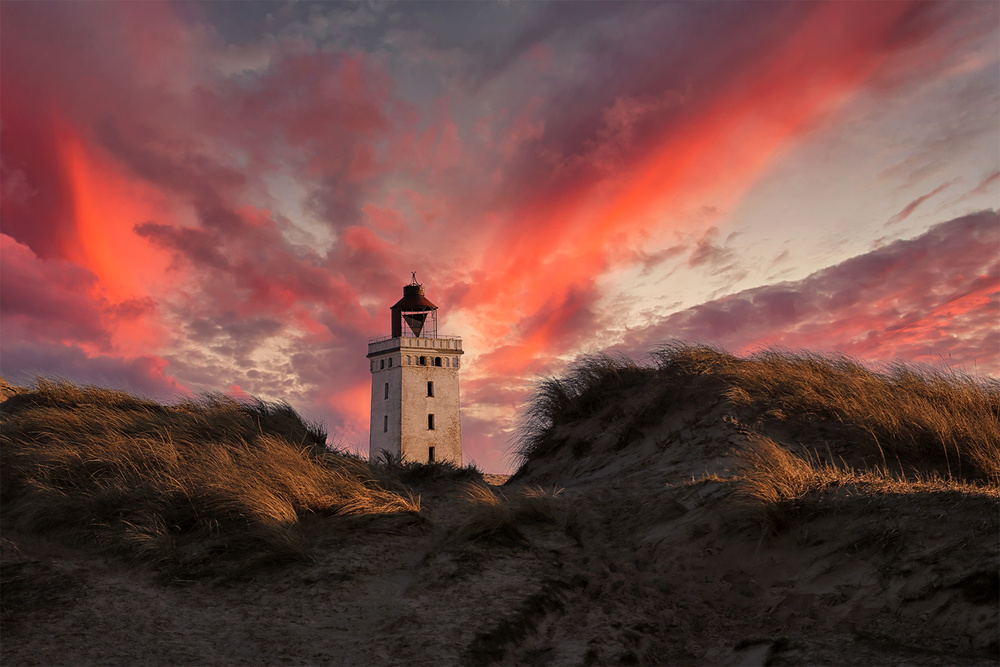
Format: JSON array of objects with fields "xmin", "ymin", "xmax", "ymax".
[{"xmin": 3, "ymin": 399, "xmax": 997, "ymax": 665}]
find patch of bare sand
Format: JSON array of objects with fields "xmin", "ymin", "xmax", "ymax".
[
  {"xmin": 516, "ymin": 474, "xmax": 998, "ymax": 665},
  {"xmin": 482, "ymin": 474, "xmax": 511, "ymax": 486},
  {"xmin": 1, "ymin": 485, "xmax": 579, "ymax": 666}
]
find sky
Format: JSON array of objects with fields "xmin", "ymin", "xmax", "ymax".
[{"xmin": 1, "ymin": 1, "xmax": 998, "ymax": 472}]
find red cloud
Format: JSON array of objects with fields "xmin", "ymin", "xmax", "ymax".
[
  {"xmin": 1, "ymin": 1, "xmax": 993, "ymax": 472},
  {"xmin": 453, "ymin": 1, "xmax": 947, "ymax": 380}
]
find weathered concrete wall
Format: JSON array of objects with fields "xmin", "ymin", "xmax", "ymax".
[
  {"xmin": 400, "ymin": 359, "xmax": 462, "ymax": 465},
  {"xmin": 369, "ymin": 336, "xmax": 463, "ymax": 465},
  {"xmin": 369, "ymin": 352, "xmax": 402, "ymax": 462}
]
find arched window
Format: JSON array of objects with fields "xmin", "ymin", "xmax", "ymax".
[
  {"xmin": 435, "ymin": 357, "xmax": 442, "ymax": 367},
  {"xmin": 454, "ymin": 358, "xmax": 460, "ymax": 368},
  {"xmin": 444, "ymin": 358, "xmax": 450, "ymax": 367},
  {"xmin": 380, "ymin": 359, "xmax": 385, "ymax": 370},
  {"xmin": 419, "ymin": 356, "xmax": 426, "ymax": 365},
  {"xmin": 406, "ymin": 355, "xmax": 411, "ymax": 365},
  {"xmin": 388, "ymin": 357, "xmax": 392, "ymax": 368}
]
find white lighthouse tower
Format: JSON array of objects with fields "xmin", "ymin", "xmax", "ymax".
[{"xmin": 368, "ymin": 274, "xmax": 464, "ymax": 465}]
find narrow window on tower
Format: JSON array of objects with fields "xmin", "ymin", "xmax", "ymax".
[
  {"xmin": 384, "ymin": 382, "xmax": 389, "ymax": 399},
  {"xmin": 427, "ymin": 381, "xmax": 434, "ymax": 397},
  {"xmin": 380, "ymin": 359, "xmax": 385, "ymax": 370},
  {"xmin": 383, "ymin": 415, "xmax": 388, "ymax": 432},
  {"xmin": 420, "ymin": 356, "xmax": 426, "ymax": 365},
  {"xmin": 435, "ymin": 357, "xmax": 442, "ymax": 366},
  {"xmin": 388, "ymin": 357, "xmax": 392, "ymax": 368},
  {"xmin": 428, "ymin": 446, "xmax": 435, "ymax": 463},
  {"xmin": 428, "ymin": 414, "xmax": 435, "ymax": 430}
]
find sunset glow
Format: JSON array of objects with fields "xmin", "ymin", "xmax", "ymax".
[{"xmin": 2, "ymin": 1, "xmax": 997, "ymax": 471}]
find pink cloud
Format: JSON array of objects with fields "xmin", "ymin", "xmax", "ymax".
[
  {"xmin": 1, "ymin": 1, "xmax": 994, "ymax": 472},
  {"xmin": 0, "ymin": 234, "xmax": 108, "ymax": 347},
  {"xmin": 1, "ymin": 339, "xmax": 187, "ymax": 401},
  {"xmin": 886, "ymin": 180, "xmax": 956, "ymax": 225},
  {"xmin": 969, "ymin": 170, "xmax": 1000, "ymax": 197},
  {"xmin": 618, "ymin": 211, "xmax": 1000, "ymax": 375}
]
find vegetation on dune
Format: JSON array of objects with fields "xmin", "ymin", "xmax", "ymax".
[
  {"xmin": 515, "ymin": 344, "xmax": 1000, "ymax": 484},
  {"xmin": 448, "ymin": 483, "xmax": 576, "ymax": 548},
  {"xmin": 734, "ymin": 435, "xmax": 1000, "ymax": 536},
  {"xmin": 5, "ymin": 343, "xmax": 996, "ymax": 578},
  {"xmin": 371, "ymin": 450, "xmax": 486, "ymax": 486},
  {"xmin": 667, "ymin": 345, "xmax": 1000, "ymax": 482},
  {"xmin": 0, "ymin": 378, "xmax": 419, "ymax": 577}
]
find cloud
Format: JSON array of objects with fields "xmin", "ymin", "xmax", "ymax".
[
  {"xmin": 618, "ymin": 211, "xmax": 1000, "ymax": 375},
  {"xmin": 969, "ymin": 170, "xmax": 1000, "ymax": 198},
  {"xmin": 687, "ymin": 227, "xmax": 739, "ymax": 274},
  {"xmin": 0, "ymin": 234, "xmax": 109, "ymax": 347},
  {"xmin": 1, "ymin": 1, "xmax": 994, "ymax": 472},
  {"xmin": 886, "ymin": 180, "xmax": 956, "ymax": 225},
  {"xmin": 442, "ymin": 2, "xmax": 971, "ymax": 382},
  {"xmin": 1, "ymin": 339, "xmax": 186, "ymax": 400},
  {"xmin": 460, "ymin": 412, "xmax": 519, "ymax": 474}
]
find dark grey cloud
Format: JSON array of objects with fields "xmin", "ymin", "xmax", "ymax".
[{"xmin": 487, "ymin": 3, "xmax": 815, "ymax": 210}]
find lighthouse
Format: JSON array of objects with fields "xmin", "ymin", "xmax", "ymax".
[{"xmin": 368, "ymin": 274, "xmax": 464, "ymax": 465}]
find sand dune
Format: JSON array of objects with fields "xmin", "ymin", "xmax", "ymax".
[{"xmin": 2, "ymin": 349, "xmax": 997, "ymax": 665}]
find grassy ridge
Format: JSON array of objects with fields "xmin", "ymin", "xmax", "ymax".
[
  {"xmin": 515, "ymin": 344, "xmax": 1000, "ymax": 484},
  {"xmin": 0, "ymin": 379, "xmax": 418, "ymax": 577}
]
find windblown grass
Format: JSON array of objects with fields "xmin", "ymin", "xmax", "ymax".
[
  {"xmin": 735, "ymin": 436, "xmax": 999, "ymax": 505},
  {"xmin": 0, "ymin": 378, "xmax": 419, "ymax": 577},
  {"xmin": 658, "ymin": 345, "xmax": 1000, "ymax": 482},
  {"xmin": 515, "ymin": 344, "xmax": 1000, "ymax": 483},
  {"xmin": 734, "ymin": 436, "xmax": 1000, "ymax": 536},
  {"xmin": 371, "ymin": 450, "xmax": 485, "ymax": 486},
  {"xmin": 515, "ymin": 353, "xmax": 647, "ymax": 461},
  {"xmin": 448, "ymin": 483, "xmax": 575, "ymax": 547}
]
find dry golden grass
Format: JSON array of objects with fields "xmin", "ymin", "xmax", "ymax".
[
  {"xmin": 516, "ymin": 344, "xmax": 999, "ymax": 484},
  {"xmin": 660, "ymin": 345, "xmax": 1000, "ymax": 482},
  {"xmin": 0, "ymin": 378, "xmax": 419, "ymax": 577},
  {"xmin": 734, "ymin": 435, "xmax": 1000, "ymax": 537},
  {"xmin": 736, "ymin": 436, "xmax": 999, "ymax": 504}
]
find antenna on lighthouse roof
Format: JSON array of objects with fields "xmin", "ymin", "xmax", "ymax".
[{"xmin": 410, "ymin": 271, "xmax": 420, "ymax": 286}]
